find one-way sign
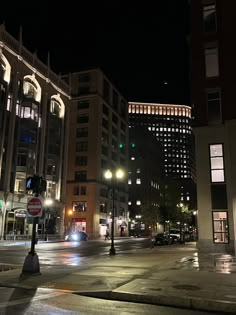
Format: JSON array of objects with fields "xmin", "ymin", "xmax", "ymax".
[{"xmin": 27, "ymin": 197, "xmax": 43, "ymax": 217}]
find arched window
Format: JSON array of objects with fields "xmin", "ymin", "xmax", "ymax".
[
  {"xmin": 0, "ymin": 53, "xmax": 11, "ymax": 83},
  {"xmin": 23, "ymin": 75, "xmax": 41, "ymax": 102},
  {"xmin": 50, "ymin": 94, "xmax": 65, "ymax": 118}
]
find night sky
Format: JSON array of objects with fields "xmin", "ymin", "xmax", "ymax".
[{"xmin": 0, "ymin": 1, "xmax": 189, "ymax": 104}]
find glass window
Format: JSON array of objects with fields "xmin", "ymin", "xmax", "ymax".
[
  {"xmin": 23, "ymin": 81, "xmax": 37, "ymax": 100},
  {"xmin": 78, "ymin": 100, "xmax": 89, "ymax": 110},
  {"xmin": 80, "ymin": 186, "xmax": 87, "ymax": 195},
  {"xmin": 75, "ymin": 156, "xmax": 87, "ymax": 166},
  {"xmin": 76, "ymin": 142, "xmax": 88, "ymax": 152},
  {"xmin": 75, "ymin": 171, "xmax": 87, "ymax": 181},
  {"xmin": 73, "ymin": 201, "xmax": 87, "ymax": 212},
  {"xmin": 77, "ymin": 127, "xmax": 88, "ymax": 138},
  {"xmin": 77, "ymin": 115, "xmax": 89, "ymax": 123},
  {"xmin": 207, "ymin": 90, "xmax": 221, "ymax": 123},
  {"xmin": 103, "ymin": 104, "xmax": 109, "ymax": 116},
  {"xmin": 113, "ymin": 90, "xmax": 119, "ymax": 110},
  {"xmin": 50, "ymin": 100, "xmax": 61, "ymax": 117},
  {"xmin": 210, "ymin": 144, "xmax": 225, "ymax": 182},
  {"xmin": 212, "ymin": 211, "xmax": 229, "ymax": 243},
  {"xmin": 205, "ymin": 46, "xmax": 219, "ymax": 77},
  {"xmin": 136, "ymin": 200, "xmax": 141, "ymax": 205},
  {"xmin": 74, "ymin": 187, "xmax": 80, "ymax": 195},
  {"xmin": 136, "ymin": 178, "xmax": 141, "ymax": 184},
  {"xmin": 102, "ymin": 118, "xmax": 108, "ymax": 129},
  {"xmin": 203, "ymin": 2, "xmax": 217, "ymax": 33}
]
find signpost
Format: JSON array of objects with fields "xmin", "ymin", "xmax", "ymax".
[
  {"xmin": 27, "ymin": 197, "xmax": 42, "ymax": 217},
  {"xmin": 21, "ymin": 175, "xmax": 46, "ymax": 277}
]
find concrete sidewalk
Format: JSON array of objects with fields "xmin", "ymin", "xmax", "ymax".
[{"xmin": 0, "ymin": 244, "xmax": 236, "ymax": 313}]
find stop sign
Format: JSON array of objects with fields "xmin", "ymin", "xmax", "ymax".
[{"xmin": 27, "ymin": 197, "xmax": 42, "ymax": 217}]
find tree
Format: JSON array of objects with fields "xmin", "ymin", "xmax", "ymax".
[{"xmin": 158, "ymin": 180, "xmax": 181, "ymax": 226}]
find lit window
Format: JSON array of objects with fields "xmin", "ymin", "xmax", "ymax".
[
  {"xmin": 128, "ymin": 179, "xmax": 132, "ymax": 185},
  {"xmin": 136, "ymin": 200, "xmax": 141, "ymax": 205},
  {"xmin": 212, "ymin": 211, "xmax": 229, "ymax": 244},
  {"xmin": 128, "ymin": 201, "xmax": 132, "ymax": 205},
  {"xmin": 136, "ymin": 178, "xmax": 141, "ymax": 184},
  {"xmin": 136, "ymin": 168, "xmax": 141, "ymax": 173},
  {"xmin": 131, "ymin": 157, "xmax": 135, "ymax": 160},
  {"xmin": 210, "ymin": 144, "xmax": 224, "ymax": 182}
]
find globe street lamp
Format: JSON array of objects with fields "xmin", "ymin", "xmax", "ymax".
[{"xmin": 104, "ymin": 168, "xmax": 125, "ymax": 255}]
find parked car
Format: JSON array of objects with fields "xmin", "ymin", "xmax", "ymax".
[
  {"xmin": 169, "ymin": 229, "xmax": 181, "ymax": 242},
  {"xmin": 152, "ymin": 233, "xmax": 169, "ymax": 246},
  {"xmin": 65, "ymin": 231, "xmax": 88, "ymax": 241}
]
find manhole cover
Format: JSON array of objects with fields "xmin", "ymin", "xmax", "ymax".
[{"xmin": 173, "ymin": 284, "xmax": 201, "ymax": 291}]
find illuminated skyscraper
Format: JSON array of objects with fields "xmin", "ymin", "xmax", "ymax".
[{"xmin": 128, "ymin": 102, "xmax": 196, "ymax": 208}]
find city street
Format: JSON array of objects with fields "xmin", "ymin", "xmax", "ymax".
[
  {"xmin": 0, "ymin": 239, "xmax": 228, "ymax": 314},
  {"xmin": 0, "ymin": 237, "xmax": 152, "ymax": 266}
]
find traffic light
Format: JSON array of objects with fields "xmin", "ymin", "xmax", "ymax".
[
  {"xmin": 40, "ymin": 178, "xmax": 47, "ymax": 192},
  {"xmin": 131, "ymin": 143, "xmax": 135, "ymax": 148},
  {"xmin": 26, "ymin": 177, "xmax": 33, "ymax": 190},
  {"xmin": 26, "ymin": 175, "xmax": 47, "ymax": 194},
  {"xmin": 119, "ymin": 143, "xmax": 123, "ymax": 149}
]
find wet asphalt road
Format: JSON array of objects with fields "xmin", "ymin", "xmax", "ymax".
[{"xmin": 0, "ymin": 238, "xmax": 152, "ymax": 266}]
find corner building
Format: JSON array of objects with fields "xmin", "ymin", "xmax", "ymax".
[
  {"xmin": 63, "ymin": 68, "xmax": 129, "ymax": 239},
  {"xmin": 191, "ymin": 0, "xmax": 236, "ymax": 253},
  {"xmin": 0, "ymin": 25, "xmax": 70, "ymax": 239}
]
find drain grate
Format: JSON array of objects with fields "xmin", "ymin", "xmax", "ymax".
[{"xmin": 173, "ymin": 284, "xmax": 201, "ymax": 291}]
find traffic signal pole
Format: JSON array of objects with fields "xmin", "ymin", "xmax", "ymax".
[{"xmin": 29, "ymin": 217, "xmax": 37, "ymax": 255}]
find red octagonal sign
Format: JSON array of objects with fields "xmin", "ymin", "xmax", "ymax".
[{"xmin": 27, "ymin": 197, "xmax": 43, "ymax": 217}]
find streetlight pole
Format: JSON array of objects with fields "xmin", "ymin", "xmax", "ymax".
[
  {"xmin": 104, "ymin": 168, "xmax": 125, "ymax": 256},
  {"xmin": 110, "ymin": 185, "xmax": 115, "ymax": 255}
]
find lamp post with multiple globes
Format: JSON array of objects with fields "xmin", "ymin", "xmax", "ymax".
[{"xmin": 104, "ymin": 168, "xmax": 125, "ymax": 255}]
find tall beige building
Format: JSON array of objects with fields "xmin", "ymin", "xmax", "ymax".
[
  {"xmin": 0, "ymin": 25, "xmax": 70, "ymax": 239},
  {"xmin": 63, "ymin": 69, "xmax": 129, "ymax": 239},
  {"xmin": 191, "ymin": 1, "xmax": 236, "ymax": 253}
]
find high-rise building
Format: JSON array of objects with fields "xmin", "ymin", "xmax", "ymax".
[
  {"xmin": 0, "ymin": 25, "xmax": 70, "ymax": 239},
  {"xmin": 63, "ymin": 68, "xmax": 129, "ymax": 239},
  {"xmin": 128, "ymin": 102, "xmax": 196, "ymax": 209},
  {"xmin": 128, "ymin": 127, "xmax": 164, "ymax": 235},
  {"xmin": 191, "ymin": 1, "xmax": 236, "ymax": 253}
]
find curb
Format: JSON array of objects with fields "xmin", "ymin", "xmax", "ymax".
[{"xmin": 76, "ymin": 290, "xmax": 236, "ymax": 314}]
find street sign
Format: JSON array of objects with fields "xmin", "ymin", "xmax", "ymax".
[{"xmin": 27, "ymin": 197, "xmax": 43, "ymax": 217}]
